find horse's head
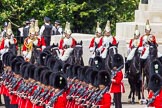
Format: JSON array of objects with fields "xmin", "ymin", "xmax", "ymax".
[
  {"xmin": 73, "ymin": 41, "xmax": 83, "ymax": 64},
  {"xmin": 149, "ymin": 43, "xmax": 158, "ymax": 58},
  {"xmin": 93, "ymin": 56, "xmax": 104, "ymax": 70},
  {"xmin": 50, "ymin": 43, "xmax": 60, "ymax": 57},
  {"xmin": 108, "ymin": 42, "xmax": 118, "ymax": 56}
]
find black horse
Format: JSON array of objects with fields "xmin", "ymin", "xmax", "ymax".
[
  {"xmin": 128, "ymin": 48, "xmax": 142, "ymax": 104},
  {"xmin": 8, "ymin": 43, "xmax": 17, "ymax": 56},
  {"xmin": 141, "ymin": 42, "xmax": 158, "ymax": 99},
  {"xmin": 65, "ymin": 41, "xmax": 84, "ymax": 65},
  {"xmin": 105, "ymin": 43, "xmax": 118, "ymax": 74}
]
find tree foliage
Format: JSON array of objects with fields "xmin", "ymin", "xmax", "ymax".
[{"xmin": 0, "ymin": 0, "xmax": 139, "ymax": 35}]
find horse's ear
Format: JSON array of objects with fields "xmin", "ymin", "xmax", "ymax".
[
  {"xmin": 80, "ymin": 40, "xmax": 83, "ymax": 45},
  {"xmin": 116, "ymin": 42, "xmax": 119, "ymax": 47},
  {"xmin": 109, "ymin": 43, "xmax": 112, "ymax": 47},
  {"xmin": 56, "ymin": 43, "xmax": 58, "ymax": 47}
]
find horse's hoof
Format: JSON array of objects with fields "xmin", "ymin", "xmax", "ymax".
[
  {"xmin": 128, "ymin": 98, "xmax": 131, "ymax": 103},
  {"xmin": 131, "ymin": 101, "xmax": 135, "ymax": 104}
]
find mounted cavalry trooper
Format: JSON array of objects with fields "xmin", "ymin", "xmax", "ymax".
[
  {"xmin": 58, "ymin": 22, "xmax": 77, "ymax": 61},
  {"xmin": 125, "ymin": 25, "xmax": 141, "ymax": 78},
  {"xmin": 140, "ymin": 20, "xmax": 162, "ymax": 59},
  {"xmin": 146, "ymin": 60, "xmax": 162, "ymax": 107},
  {"xmin": 0, "ymin": 22, "xmax": 17, "ymax": 56},
  {"xmin": 101, "ymin": 20, "xmax": 117, "ymax": 59},
  {"xmin": 89, "ymin": 22, "xmax": 103, "ymax": 59},
  {"xmin": 22, "ymin": 23, "xmax": 41, "ymax": 61}
]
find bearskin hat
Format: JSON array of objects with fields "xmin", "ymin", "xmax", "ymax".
[
  {"xmin": 45, "ymin": 54, "xmax": 53, "ymax": 66},
  {"xmin": 85, "ymin": 67, "xmax": 95, "ymax": 83},
  {"xmin": 72, "ymin": 65, "xmax": 81, "ymax": 79},
  {"xmin": 2, "ymin": 52, "xmax": 10, "ymax": 65},
  {"xmin": 43, "ymin": 71, "xmax": 52, "ymax": 86},
  {"xmin": 11, "ymin": 58, "xmax": 19, "ymax": 73},
  {"xmin": 49, "ymin": 72, "xmax": 56, "ymax": 86},
  {"xmin": 27, "ymin": 64, "xmax": 36, "ymax": 79},
  {"xmin": 20, "ymin": 62, "xmax": 30, "ymax": 77},
  {"xmin": 47, "ymin": 57, "xmax": 56, "ymax": 70},
  {"xmin": 63, "ymin": 63, "xmax": 71, "ymax": 75},
  {"xmin": 112, "ymin": 54, "xmax": 124, "ymax": 68},
  {"xmin": 148, "ymin": 74, "xmax": 162, "ymax": 92},
  {"xmin": 149, "ymin": 59, "xmax": 162, "ymax": 77},
  {"xmin": 53, "ymin": 73, "xmax": 67, "ymax": 89},
  {"xmin": 66, "ymin": 65, "xmax": 74, "ymax": 79},
  {"xmin": 88, "ymin": 70, "xmax": 98, "ymax": 87},
  {"xmin": 79, "ymin": 66, "xmax": 89, "ymax": 82},
  {"xmin": 15, "ymin": 62, "xmax": 23, "ymax": 74},
  {"xmin": 97, "ymin": 70, "xmax": 111, "ymax": 86},
  {"xmin": 34, "ymin": 66, "xmax": 49, "ymax": 81}
]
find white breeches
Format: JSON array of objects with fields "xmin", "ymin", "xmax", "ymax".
[
  {"xmin": 23, "ymin": 51, "xmax": 32, "ymax": 61},
  {"xmin": 59, "ymin": 48, "xmax": 73, "ymax": 61},
  {"xmin": 127, "ymin": 48, "xmax": 137, "ymax": 60}
]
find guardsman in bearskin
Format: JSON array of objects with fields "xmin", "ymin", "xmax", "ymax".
[
  {"xmin": 0, "ymin": 22, "xmax": 17, "ymax": 56},
  {"xmin": 35, "ymin": 20, "xmax": 46, "ymax": 51},
  {"xmin": 46, "ymin": 73, "xmax": 67, "ymax": 108},
  {"xmin": 139, "ymin": 20, "xmax": 161, "ymax": 60},
  {"xmin": 58, "ymin": 22, "xmax": 77, "ymax": 61},
  {"xmin": 91, "ymin": 70, "xmax": 111, "ymax": 108},
  {"xmin": 22, "ymin": 23, "xmax": 41, "ymax": 61},
  {"xmin": 89, "ymin": 22, "xmax": 103, "ymax": 59},
  {"xmin": 40, "ymin": 17, "xmax": 53, "ymax": 46},
  {"xmin": 101, "ymin": 20, "xmax": 117, "ymax": 59},
  {"xmin": 110, "ymin": 54, "xmax": 125, "ymax": 108},
  {"xmin": 125, "ymin": 25, "xmax": 141, "ymax": 78},
  {"xmin": 142, "ymin": 60, "xmax": 162, "ymax": 108}
]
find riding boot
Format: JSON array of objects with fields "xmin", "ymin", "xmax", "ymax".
[{"xmin": 124, "ymin": 60, "xmax": 131, "ymax": 78}]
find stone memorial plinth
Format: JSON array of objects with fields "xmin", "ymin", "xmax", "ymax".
[{"xmin": 116, "ymin": 0, "xmax": 162, "ymax": 56}]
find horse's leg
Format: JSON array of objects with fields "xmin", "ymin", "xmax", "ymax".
[
  {"xmin": 132, "ymin": 88, "xmax": 135, "ymax": 104},
  {"xmin": 141, "ymin": 69, "xmax": 145, "ymax": 99},
  {"xmin": 128, "ymin": 78, "xmax": 132, "ymax": 103}
]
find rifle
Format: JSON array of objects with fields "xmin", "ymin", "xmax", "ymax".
[
  {"xmin": 34, "ymin": 88, "xmax": 49, "ymax": 105},
  {"xmin": 94, "ymin": 86, "xmax": 109, "ymax": 105},
  {"xmin": 111, "ymin": 64, "xmax": 124, "ymax": 79},
  {"xmin": 30, "ymin": 86, "xmax": 42, "ymax": 101},
  {"xmin": 47, "ymin": 89, "xmax": 65, "ymax": 107},
  {"xmin": 147, "ymin": 89, "xmax": 161, "ymax": 107}
]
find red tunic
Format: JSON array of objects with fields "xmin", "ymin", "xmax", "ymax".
[
  {"xmin": 52, "ymin": 92, "xmax": 67, "ymax": 108},
  {"xmin": 22, "ymin": 37, "xmax": 42, "ymax": 51},
  {"xmin": 0, "ymin": 38, "xmax": 18, "ymax": 50},
  {"xmin": 59, "ymin": 37, "xmax": 76, "ymax": 50},
  {"xmin": 89, "ymin": 37, "xmax": 102, "ymax": 49},
  {"xmin": 96, "ymin": 92, "xmax": 111, "ymax": 108},
  {"xmin": 148, "ymin": 89, "xmax": 162, "ymax": 108},
  {"xmin": 110, "ymin": 71, "xmax": 125, "ymax": 93},
  {"xmin": 139, "ymin": 34, "xmax": 157, "ymax": 47}
]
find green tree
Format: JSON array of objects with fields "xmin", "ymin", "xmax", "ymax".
[{"xmin": 0, "ymin": 0, "xmax": 140, "ymax": 35}]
